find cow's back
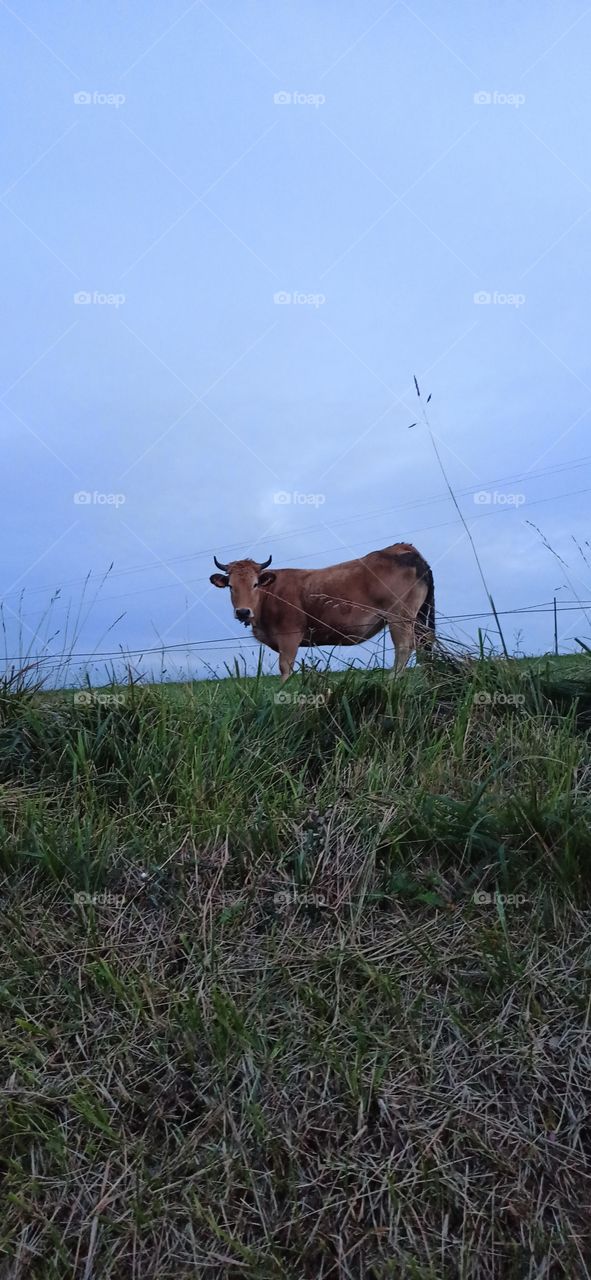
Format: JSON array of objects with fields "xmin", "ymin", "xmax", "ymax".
[{"xmin": 256, "ymin": 544, "xmax": 431, "ymax": 646}]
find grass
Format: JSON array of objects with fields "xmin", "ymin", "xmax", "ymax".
[{"xmin": 1, "ymin": 653, "xmax": 591, "ymax": 1277}]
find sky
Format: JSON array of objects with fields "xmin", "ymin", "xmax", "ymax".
[{"xmin": 2, "ymin": 0, "xmax": 591, "ymax": 683}]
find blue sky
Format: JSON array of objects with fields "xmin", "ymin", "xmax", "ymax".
[{"xmin": 2, "ymin": 0, "xmax": 591, "ymax": 681}]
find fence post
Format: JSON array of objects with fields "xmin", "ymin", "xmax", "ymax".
[{"xmin": 553, "ymin": 597, "xmax": 558, "ymax": 656}]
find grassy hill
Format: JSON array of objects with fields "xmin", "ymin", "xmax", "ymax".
[{"xmin": 1, "ymin": 654, "xmax": 591, "ymax": 1277}]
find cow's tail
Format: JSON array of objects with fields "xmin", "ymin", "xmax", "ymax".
[{"xmin": 416, "ymin": 564, "xmax": 435, "ymax": 655}]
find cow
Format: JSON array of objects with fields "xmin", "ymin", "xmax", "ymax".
[{"xmin": 210, "ymin": 543, "xmax": 435, "ymax": 682}]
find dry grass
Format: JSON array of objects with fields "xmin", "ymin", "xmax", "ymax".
[{"xmin": 1, "ymin": 657, "xmax": 591, "ymax": 1276}]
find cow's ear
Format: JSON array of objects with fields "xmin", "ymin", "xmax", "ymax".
[
  {"xmin": 210, "ymin": 573, "xmax": 229, "ymax": 588},
  {"xmin": 258, "ymin": 571, "xmax": 276, "ymax": 588}
]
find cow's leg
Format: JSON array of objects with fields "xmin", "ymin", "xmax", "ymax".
[
  {"xmin": 388, "ymin": 617, "xmax": 414, "ymax": 676},
  {"xmin": 277, "ymin": 634, "xmax": 301, "ymax": 683}
]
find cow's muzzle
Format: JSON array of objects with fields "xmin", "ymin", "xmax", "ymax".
[{"xmin": 235, "ymin": 608, "xmax": 253, "ymax": 624}]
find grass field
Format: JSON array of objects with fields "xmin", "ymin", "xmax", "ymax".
[{"xmin": 1, "ymin": 653, "xmax": 591, "ymax": 1277}]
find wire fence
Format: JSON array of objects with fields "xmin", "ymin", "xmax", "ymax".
[{"xmin": 1, "ymin": 598, "xmax": 590, "ymax": 681}]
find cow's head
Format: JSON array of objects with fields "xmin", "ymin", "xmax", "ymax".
[{"xmin": 210, "ymin": 555, "xmax": 276, "ymax": 625}]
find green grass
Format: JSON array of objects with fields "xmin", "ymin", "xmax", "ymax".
[{"xmin": 1, "ymin": 653, "xmax": 591, "ymax": 1277}]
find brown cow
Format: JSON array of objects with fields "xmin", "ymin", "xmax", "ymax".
[{"xmin": 210, "ymin": 543, "xmax": 435, "ymax": 682}]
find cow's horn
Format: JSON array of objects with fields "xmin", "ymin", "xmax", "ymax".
[
  {"xmin": 213, "ymin": 555, "xmax": 230, "ymax": 572},
  {"xmin": 258, "ymin": 554, "xmax": 272, "ymax": 571}
]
